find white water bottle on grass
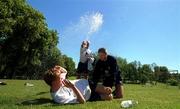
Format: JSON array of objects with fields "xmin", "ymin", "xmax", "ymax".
[{"xmin": 121, "ymin": 100, "xmax": 138, "ymax": 108}]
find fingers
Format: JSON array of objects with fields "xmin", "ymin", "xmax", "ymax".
[
  {"xmin": 62, "ymin": 79, "xmax": 74, "ymax": 88},
  {"xmin": 60, "ymin": 67, "xmax": 67, "ymax": 73},
  {"xmin": 53, "ymin": 65, "xmax": 67, "ymax": 74},
  {"xmin": 62, "ymin": 79, "xmax": 69, "ymax": 85},
  {"xmin": 105, "ymin": 87, "xmax": 112, "ymax": 94},
  {"xmin": 64, "ymin": 79, "xmax": 71, "ymax": 84},
  {"xmin": 62, "ymin": 80, "xmax": 67, "ymax": 86},
  {"xmin": 54, "ymin": 65, "xmax": 61, "ymax": 69}
]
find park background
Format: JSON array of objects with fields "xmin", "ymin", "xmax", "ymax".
[{"xmin": 0, "ymin": 0, "xmax": 179, "ymax": 109}]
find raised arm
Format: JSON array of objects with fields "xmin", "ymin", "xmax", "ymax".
[{"xmin": 62, "ymin": 79, "xmax": 86, "ymax": 104}]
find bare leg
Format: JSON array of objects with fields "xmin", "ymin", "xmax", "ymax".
[
  {"xmin": 83, "ymin": 73, "xmax": 88, "ymax": 79},
  {"xmin": 95, "ymin": 84, "xmax": 113, "ymax": 100},
  {"xmin": 95, "ymin": 84, "xmax": 112, "ymax": 94},
  {"xmin": 100, "ymin": 94, "xmax": 113, "ymax": 101},
  {"xmin": 76, "ymin": 73, "xmax": 81, "ymax": 79},
  {"xmin": 114, "ymin": 84, "xmax": 123, "ymax": 99}
]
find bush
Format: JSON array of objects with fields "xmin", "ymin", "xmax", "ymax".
[{"xmin": 167, "ymin": 78, "xmax": 179, "ymax": 86}]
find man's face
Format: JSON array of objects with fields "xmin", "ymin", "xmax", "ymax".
[{"xmin": 98, "ymin": 52, "xmax": 107, "ymax": 61}]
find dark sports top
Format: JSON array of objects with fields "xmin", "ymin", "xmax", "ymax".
[{"xmin": 92, "ymin": 55, "xmax": 122, "ymax": 87}]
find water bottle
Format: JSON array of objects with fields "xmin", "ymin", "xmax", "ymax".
[
  {"xmin": 87, "ymin": 57, "xmax": 94, "ymax": 71},
  {"xmin": 121, "ymin": 100, "xmax": 138, "ymax": 108}
]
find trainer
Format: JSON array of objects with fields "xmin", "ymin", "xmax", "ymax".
[{"xmin": 91, "ymin": 48, "xmax": 123, "ymax": 99}]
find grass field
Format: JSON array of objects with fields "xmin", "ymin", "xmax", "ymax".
[{"xmin": 0, "ymin": 79, "xmax": 180, "ymax": 109}]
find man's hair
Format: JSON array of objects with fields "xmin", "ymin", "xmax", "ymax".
[
  {"xmin": 98, "ymin": 48, "xmax": 107, "ymax": 54},
  {"xmin": 44, "ymin": 69, "xmax": 56, "ymax": 86}
]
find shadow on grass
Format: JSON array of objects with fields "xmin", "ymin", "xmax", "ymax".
[
  {"xmin": 19, "ymin": 98, "xmax": 80, "ymax": 107},
  {"xmin": 18, "ymin": 91, "xmax": 79, "ymax": 107},
  {"xmin": 36, "ymin": 91, "xmax": 49, "ymax": 95},
  {"xmin": 20, "ymin": 98, "xmax": 53, "ymax": 105}
]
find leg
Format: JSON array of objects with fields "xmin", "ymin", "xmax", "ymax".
[
  {"xmin": 114, "ymin": 84, "xmax": 123, "ymax": 99},
  {"xmin": 95, "ymin": 84, "xmax": 113, "ymax": 101},
  {"xmin": 89, "ymin": 82, "xmax": 112, "ymax": 101},
  {"xmin": 76, "ymin": 62, "xmax": 82, "ymax": 79},
  {"xmin": 95, "ymin": 84, "xmax": 112, "ymax": 95},
  {"xmin": 100, "ymin": 94, "xmax": 113, "ymax": 101},
  {"xmin": 83, "ymin": 73, "xmax": 88, "ymax": 79},
  {"xmin": 83, "ymin": 62, "xmax": 88, "ymax": 79},
  {"xmin": 76, "ymin": 73, "xmax": 81, "ymax": 79}
]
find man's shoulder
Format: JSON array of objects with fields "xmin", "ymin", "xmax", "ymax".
[
  {"xmin": 96, "ymin": 59, "xmax": 101, "ymax": 64},
  {"xmin": 107, "ymin": 55, "xmax": 116, "ymax": 61}
]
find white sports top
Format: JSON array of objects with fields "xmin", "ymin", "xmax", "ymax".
[{"xmin": 51, "ymin": 79, "xmax": 91, "ymax": 104}]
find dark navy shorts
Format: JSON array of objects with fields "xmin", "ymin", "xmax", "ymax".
[
  {"xmin": 88, "ymin": 80, "xmax": 101, "ymax": 101},
  {"xmin": 77, "ymin": 62, "xmax": 88, "ymax": 74}
]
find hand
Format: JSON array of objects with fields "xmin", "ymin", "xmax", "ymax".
[
  {"xmin": 60, "ymin": 67, "xmax": 67, "ymax": 73},
  {"xmin": 54, "ymin": 65, "xmax": 67, "ymax": 73},
  {"xmin": 62, "ymin": 79, "xmax": 74, "ymax": 88},
  {"xmin": 104, "ymin": 87, "xmax": 112, "ymax": 94}
]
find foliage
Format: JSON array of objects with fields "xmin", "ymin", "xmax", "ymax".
[
  {"xmin": 116, "ymin": 57, "xmax": 177, "ymax": 84},
  {"xmin": 167, "ymin": 78, "xmax": 179, "ymax": 86},
  {"xmin": 0, "ymin": 0, "xmax": 75, "ymax": 79}
]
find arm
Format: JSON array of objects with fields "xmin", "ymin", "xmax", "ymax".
[
  {"xmin": 114, "ymin": 84, "xmax": 123, "ymax": 99},
  {"xmin": 111, "ymin": 58, "xmax": 123, "ymax": 98},
  {"xmin": 62, "ymin": 79, "xmax": 86, "ymax": 104}
]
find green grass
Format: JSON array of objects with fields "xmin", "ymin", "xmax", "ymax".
[{"xmin": 0, "ymin": 79, "xmax": 180, "ymax": 109}]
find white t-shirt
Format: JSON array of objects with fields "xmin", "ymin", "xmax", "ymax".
[
  {"xmin": 80, "ymin": 47, "xmax": 92, "ymax": 63},
  {"xmin": 51, "ymin": 79, "xmax": 91, "ymax": 104},
  {"xmin": 80, "ymin": 47, "xmax": 94, "ymax": 71}
]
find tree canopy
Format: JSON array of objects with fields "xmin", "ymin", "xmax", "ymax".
[{"xmin": 0, "ymin": 0, "xmax": 75, "ymax": 79}]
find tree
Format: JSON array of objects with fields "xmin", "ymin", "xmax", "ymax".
[
  {"xmin": 138, "ymin": 64, "xmax": 153, "ymax": 84},
  {"xmin": 0, "ymin": 0, "xmax": 75, "ymax": 79},
  {"xmin": 154, "ymin": 66, "xmax": 170, "ymax": 83},
  {"xmin": 0, "ymin": 0, "xmax": 50, "ymax": 78},
  {"xmin": 125, "ymin": 62, "xmax": 138, "ymax": 82},
  {"xmin": 62, "ymin": 55, "xmax": 75, "ymax": 76},
  {"xmin": 116, "ymin": 57, "xmax": 128, "ymax": 82}
]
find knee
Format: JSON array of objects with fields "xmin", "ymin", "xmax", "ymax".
[
  {"xmin": 101, "ymin": 94, "xmax": 113, "ymax": 101},
  {"xmin": 107, "ymin": 94, "xmax": 113, "ymax": 100},
  {"xmin": 104, "ymin": 87, "xmax": 112, "ymax": 94}
]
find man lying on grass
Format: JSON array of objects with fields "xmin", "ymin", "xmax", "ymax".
[{"xmin": 44, "ymin": 65, "xmax": 113, "ymax": 104}]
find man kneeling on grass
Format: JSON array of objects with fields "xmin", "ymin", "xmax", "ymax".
[{"xmin": 44, "ymin": 65, "xmax": 113, "ymax": 104}]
